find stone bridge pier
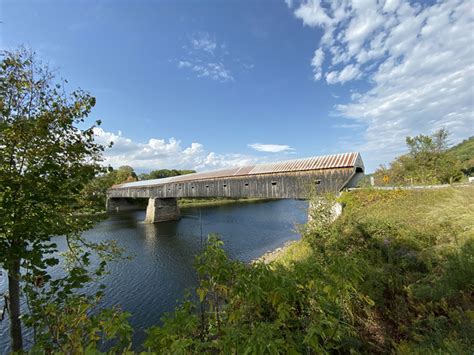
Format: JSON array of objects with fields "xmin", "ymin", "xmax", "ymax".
[
  {"xmin": 106, "ymin": 197, "xmax": 181, "ymax": 223},
  {"xmin": 144, "ymin": 198, "xmax": 181, "ymax": 223}
]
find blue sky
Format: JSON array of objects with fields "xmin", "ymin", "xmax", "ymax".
[{"xmin": 1, "ymin": 0, "xmax": 473, "ymax": 172}]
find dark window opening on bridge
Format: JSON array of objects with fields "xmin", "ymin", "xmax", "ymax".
[
  {"xmin": 206, "ymin": 185, "xmax": 209, "ymax": 188},
  {"xmin": 356, "ymin": 167, "xmax": 364, "ymax": 173},
  {"xmin": 191, "ymin": 186, "xmax": 195, "ymax": 189},
  {"xmin": 315, "ymin": 179, "xmax": 321, "ymax": 185},
  {"xmin": 271, "ymin": 182, "xmax": 277, "ymax": 186},
  {"xmin": 245, "ymin": 183, "xmax": 249, "ymax": 186}
]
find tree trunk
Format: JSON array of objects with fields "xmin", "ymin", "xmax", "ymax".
[{"xmin": 8, "ymin": 258, "xmax": 23, "ymax": 352}]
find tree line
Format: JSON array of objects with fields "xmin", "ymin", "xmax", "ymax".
[
  {"xmin": 80, "ymin": 166, "xmax": 196, "ymax": 211},
  {"xmin": 372, "ymin": 129, "xmax": 473, "ymax": 186}
]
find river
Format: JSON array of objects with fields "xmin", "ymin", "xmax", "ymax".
[{"xmin": 0, "ymin": 199, "xmax": 308, "ymax": 353}]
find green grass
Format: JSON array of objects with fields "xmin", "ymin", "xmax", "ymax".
[
  {"xmin": 269, "ymin": 240, "xmax": 313, "ymax": 267},
  {"xmin": 272, "ymin": 186, "xmax": 474, "ymax": 352},
  {"xmin": 274, "ymin": 186, "xmax": 473, "ymax": 269}
]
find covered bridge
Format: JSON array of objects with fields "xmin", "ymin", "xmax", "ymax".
[{"xmin": 107, "ymin": 152, "xmax": 364, "ymax": 223}]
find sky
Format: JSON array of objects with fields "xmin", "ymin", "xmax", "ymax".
[{"xmin": 1, "ymin": 0, "xmax": 473, "ymax": 173}]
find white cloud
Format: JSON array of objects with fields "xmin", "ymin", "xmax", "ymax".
[
  {"xmin": 311, "ymin": 48, "xmax": 325, "ymax": 80},
  {"xmin": 248, "ymin": 143, "xmax": 294, "ymax": 153},
  {"xmin": 188, "ymin": 62, "xmax": 233, "ymax": 82},
  {"xmin": 326, "ymin": 64, "xmax": 361, "ymax": 84},
  {"xmin": 178, "ymin": 61, "xmax": 192, "ymax": 68},
  {"xmin": 190, "ymin": 33, "xmax": 217, "ymax": 54},
  {"xmin": 177, "ymin": 32, "xmax": 233, "ymax": 82},
  {"xmin": 94, "ymin": 128, "xmax": 268, "ymax": 172},
  {"xmin": 332, "ymin": 123, "xmax": 364, "ymax": 129},
  {"xmin": 290, "ymin": 0, "xmax": 474, "ymax": 169}
]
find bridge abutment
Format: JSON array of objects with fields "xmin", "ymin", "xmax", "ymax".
[
  {"xmin": 307, "ymin": 199, "xmax": 343, "ymax": 224},
  {"xmin": 144, "ymin": 198, "xmax": 181, "ymax": 223}
]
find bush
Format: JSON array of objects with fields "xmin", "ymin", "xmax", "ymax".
[{"xmin": 144, "ymin": 188, "xmax": 474, "ymax": 353}]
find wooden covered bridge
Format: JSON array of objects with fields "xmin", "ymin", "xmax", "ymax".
[{"xmin": 106, "ymin": 152, "xmax": 364, "ymax": 223}]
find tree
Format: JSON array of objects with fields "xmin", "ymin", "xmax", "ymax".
[
  {"xmin": 0, "ymin": 48, "xmax": 128, "ymax": 351},
  {"xmin": 447, "ymin": 136, "xmax": 474, "ymax": 176},
  {"xmin": 113, "ymin": 165, "xmax": 138, "ymax": 184},
  {"xmin": 80, "ymin": 165, "xmax": 139, "ymax": 211},
  {"xmin": 139, "ymin": 169, "xmax": 196, "ymax": 180},
  {"xmin": 375, "ymin": 129, "xmax": 463, "ymax": 185}
]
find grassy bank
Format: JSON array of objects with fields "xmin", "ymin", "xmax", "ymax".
[
  {"xmin": 273, "ymin": 186, "xmax": 474, "ymax": 352},
  {"xmin": 145, "ymin": 186, "xmax": 473, "ymax": 353}
]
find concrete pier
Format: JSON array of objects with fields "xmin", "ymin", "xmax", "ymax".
[{"xmin": 144, "ymin": 198, "xmax": 181, "ymax": 223}]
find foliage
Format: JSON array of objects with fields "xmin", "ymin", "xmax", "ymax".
[
  {"xmin": 139, "ymin": 169, "xmax": 195, "ymax": 181},
  {"xmin": 447, "ymin": 136, "xmax": 474, "ymax": 176},
  {"xmin": 0, "ymin": 47, "xmax": 130, "ymax": 351},
  {"xmin": 145, "ymin": 212, "xmax": 371, "ymax": 353},
  {"xmin": 337, "ymin": 187, "xmax": 474, "ymax": 352},
  {"xmin": 80, "ymin": 165, "xmax": 139, "ymax": 211},
  {"xmin": 145, "ymin": 187, "xmax": 473, "ymax": 353},
  {"xmin": 25, "ymin": 292, "xmax": 132, "ymax": 353},
  {"xmin": 81, "ymin": 167, "xmax": 195, "ymax": 212},
  {"xmin": 113, "ymin": 165, "xmax": 138, "ymax": 184},
  {"xmin": 374, "ymin": 129, "xmax": 464, "ymax": 185}
]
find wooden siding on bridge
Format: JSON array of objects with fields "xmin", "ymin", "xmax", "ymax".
[
  {"xmin": 107, "ymin": 167, "xmax": 357, "ymax": 200},
  {"xmin": 107, "ymin": 152, "xmax": 364, "ymax": 200}
]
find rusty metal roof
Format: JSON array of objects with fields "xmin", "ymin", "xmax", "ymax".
[{"xmin": 114, "ymin": 152, "xmax": 363, "ymax": 189}]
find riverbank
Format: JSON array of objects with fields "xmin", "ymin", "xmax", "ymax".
[{"xmin": 251, "ymin": 186, "xmax": 474, "ymax": 352}]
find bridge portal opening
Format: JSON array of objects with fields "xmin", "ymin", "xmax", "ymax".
[{"xmin": 345, "ymin": 166, "xmax": 365, "ymax": 189}]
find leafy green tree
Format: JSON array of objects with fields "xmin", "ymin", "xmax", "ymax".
[
  {"xmin": 79, "ymin": 167, "xmax": 116, "ymax": 211},
  {"xmin": 375, "ymin": 129, "xmax": 463, "ymax": 185},
  {"xmin": 139, "ymin": 169, "xmax": 196, "ymax": 180},
  {"xmin": 80, "ymin": 165, "xmax": 139, "ymax": 211},
  {"xmin": 447, "ymin": 136, "xmax": 474, "ymax": 176},
  {"xmin": 0, "ymin": 48, "xmax": 130, "ymax": 351},
  {"xmin": 113, "ymin": 165, "xmax": 138, "ymax": 184}
]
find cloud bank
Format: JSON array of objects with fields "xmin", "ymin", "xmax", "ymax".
[
  {"xmin": 248, "ymin": 143, "xmax": 295, "ymax": 153},
  {"xmin": 94, "ymin": 128, "xmax": 268, "ymax": 172},
  {"xmin": 289, "ymin": 0, "xmax": 474, "ymax": 166}
]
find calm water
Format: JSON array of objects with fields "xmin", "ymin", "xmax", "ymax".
[{"xmin": 0, "ymin": 199, "xmax": 307, "ymax": 352}]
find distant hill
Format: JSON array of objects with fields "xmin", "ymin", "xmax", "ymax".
[{"xmin": 448, "ymin": 136, "xmax": 474, "ymax": 176}]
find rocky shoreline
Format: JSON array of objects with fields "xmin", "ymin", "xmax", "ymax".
[{"xmin": 251, "ymin": 239, "xmax": 298, "ymax": 265}]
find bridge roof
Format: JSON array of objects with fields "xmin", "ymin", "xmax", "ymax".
[{"xmin": 114, "ymin": 152, "xmax": 363, "ymax": 189}]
